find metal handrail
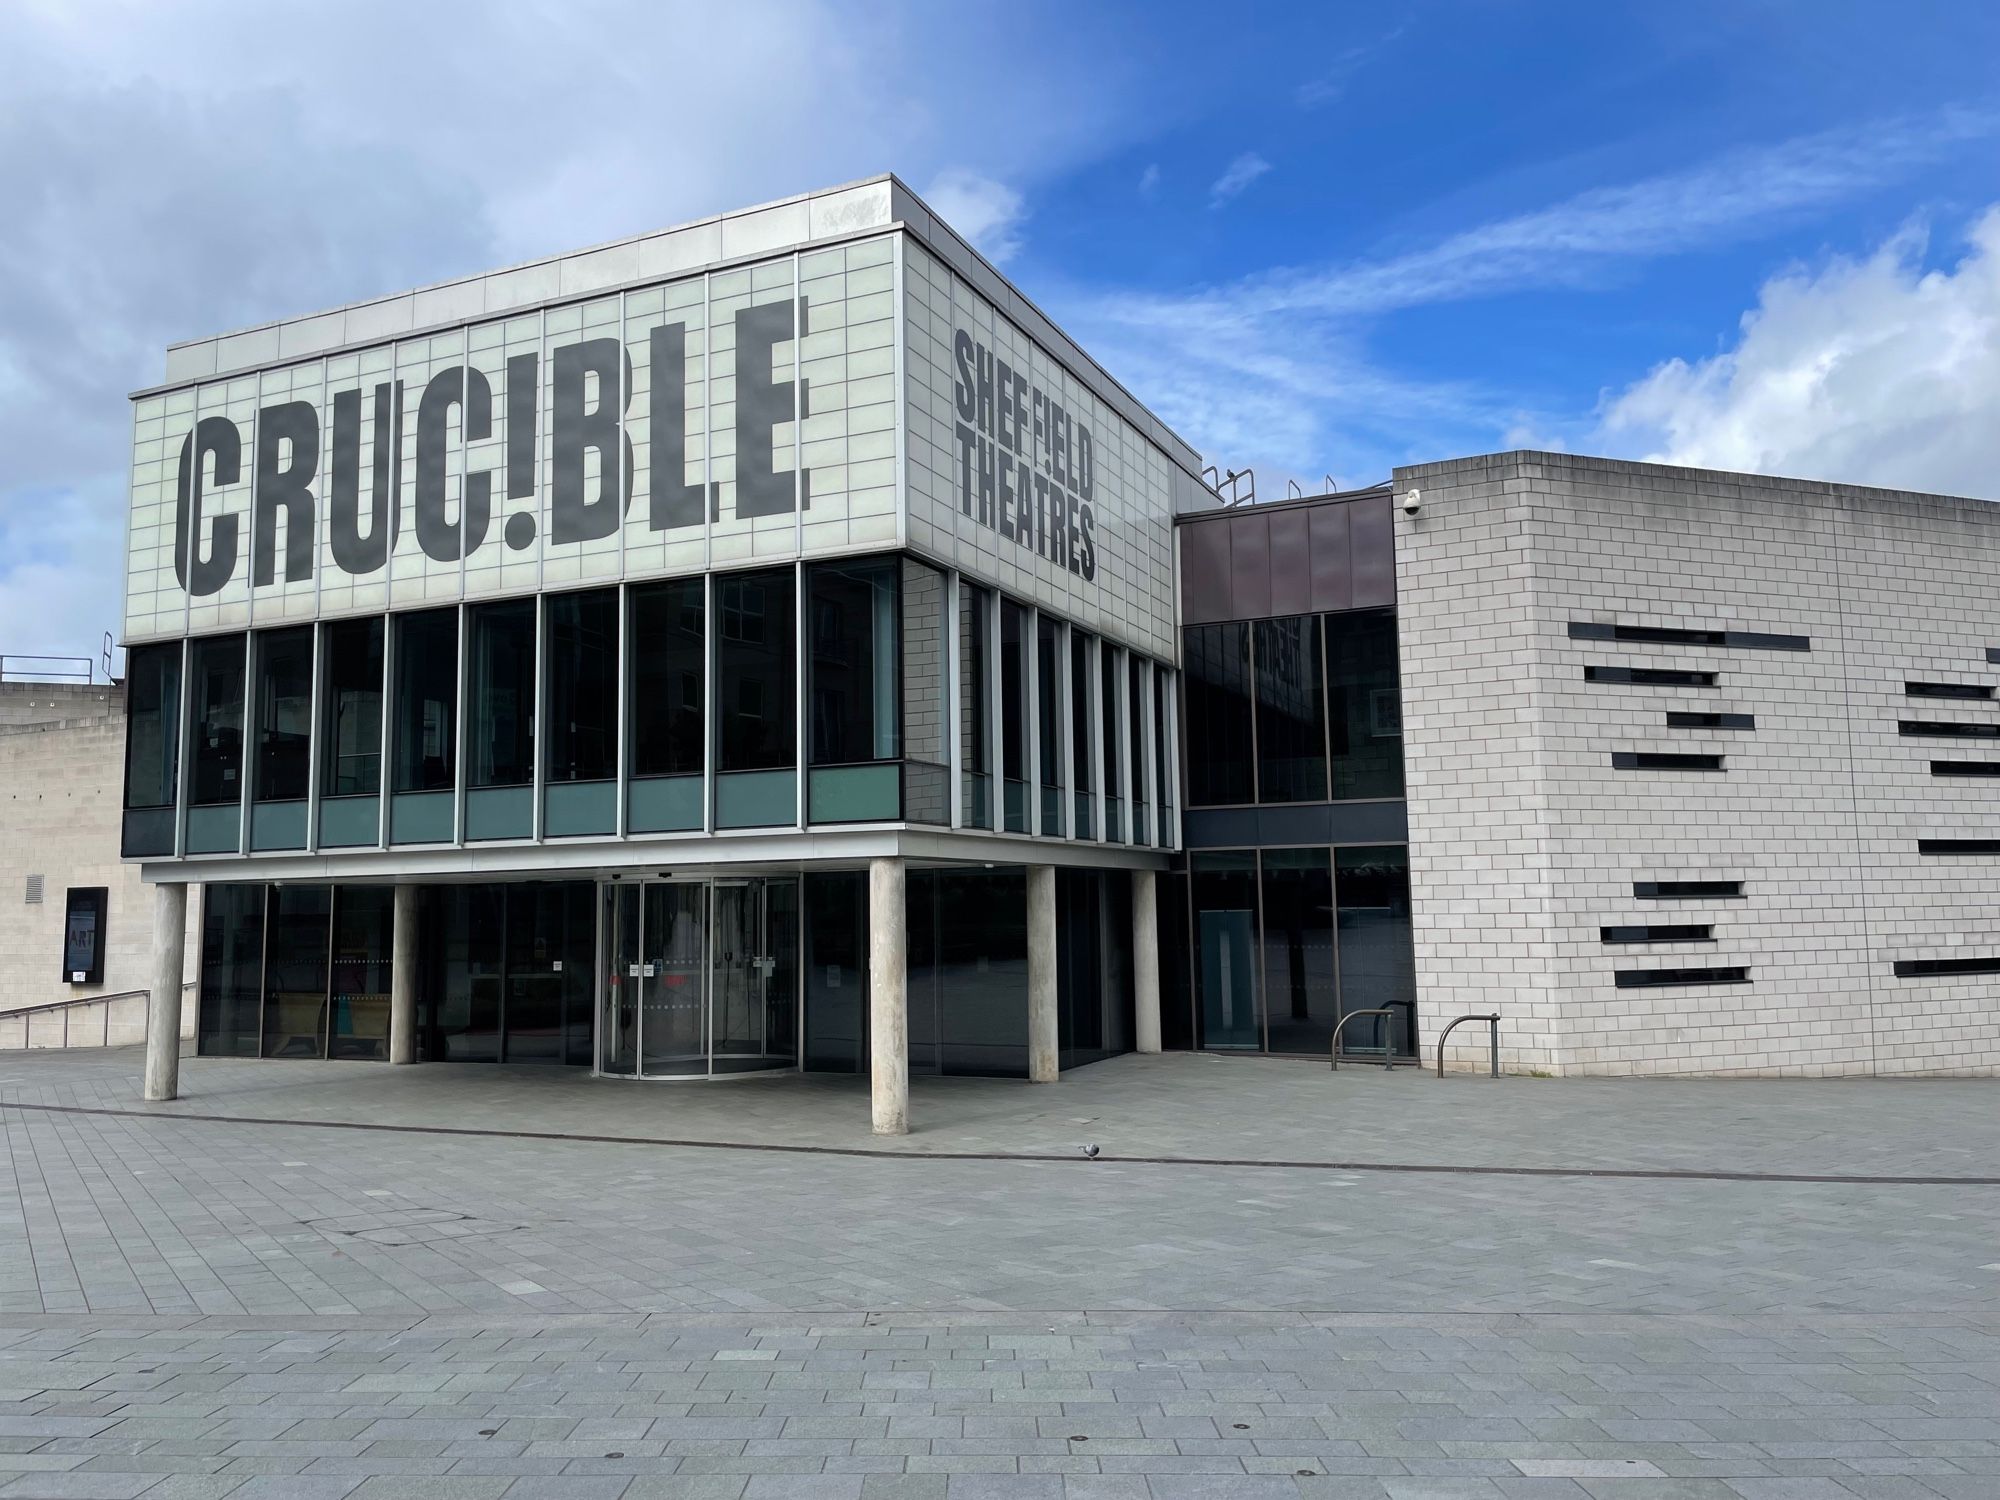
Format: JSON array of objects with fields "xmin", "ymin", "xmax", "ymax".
[
  {"xmin": 1329, "ymin": 1008, "xmax": 1397, "ymax": 1071},
  {"xmin": 1436, "ymin": 1012, "xmax": 1502, "ymax": 1078},
  {"xmin": 0, "ymin": 982, "xmax": 195, "ymax": 1051}
]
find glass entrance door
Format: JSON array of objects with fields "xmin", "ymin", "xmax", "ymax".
[{"xmin": 596, "ymin": 876, "xmax": 799, "ymax": 1078}]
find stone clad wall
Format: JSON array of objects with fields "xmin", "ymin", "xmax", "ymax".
[{"xmin": 1396, "ymin": 451, "xmax": 2000, "ymax": 1076}]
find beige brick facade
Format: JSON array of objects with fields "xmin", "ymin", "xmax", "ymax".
[{"xmin": 1397, "ymin": 452, "xmax": 2000, "ymax": 1076}]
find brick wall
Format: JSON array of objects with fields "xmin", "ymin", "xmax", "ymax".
[{"xmin": 1396, "ymin": 452, "xmax": 2000, "ymax": 1076}]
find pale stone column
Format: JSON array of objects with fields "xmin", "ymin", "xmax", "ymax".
[
  {"xmin": 1027, "ymin": 864, "xmax": 1059, "ymax": 1083},
  {"xmin": 143, "ymin": 882, "xmax": 188, "ymax": 1102},
  {"xmin": 390, "ymin": 885, "xmax": 419, "ymax": 1065},
  {"xmin": 1133, "ymin": 868, "xmax": 1162, "ymax": 1055},
  {"xmin": 869, "ymin": 857, "xmax": 909, "ymax": 1135}
]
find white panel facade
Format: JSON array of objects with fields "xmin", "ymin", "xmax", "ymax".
[{"xmin": 1399, "ymin": 451, "xmax": 2000, "ymax": 1077}]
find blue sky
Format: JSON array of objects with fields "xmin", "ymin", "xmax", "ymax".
[{"xmin": 2, "ymin": 0, "xmax": 1997, "ymax": 659}]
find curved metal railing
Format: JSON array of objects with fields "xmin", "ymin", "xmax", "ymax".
[
  {"xmin": 1329, "ymin": 1009, "xmax": 1397, "ymax": 1071},
  {"xmin": 1436, "ymin": 1012, "xmax": 1502, "ymax": 1078}
]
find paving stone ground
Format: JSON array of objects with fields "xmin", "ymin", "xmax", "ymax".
[{"xmin": 0, "ymin": 1048, "xmax": 1995, "ymax": 1497}]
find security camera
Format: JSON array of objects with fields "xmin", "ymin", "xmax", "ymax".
[{"xmin": 1401, "ymin": 488, "xmax": 1422, "ymax": 517}]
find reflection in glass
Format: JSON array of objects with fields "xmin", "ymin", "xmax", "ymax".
[
  {"xmin": 603, "ymin": 884, "xmax": 640, "ymax": 1076},
  {"xmin": 999, "ymin": 600, "xmax": 1027, "ymax": 832},
  {"xmin": 328, "ymin": 887, "xmax": 394, "ymax": 1059},
  {"xmin": 468, "ymin": 599, "xmax": 535, "ymax": 788},
  {"xmin": 809, "ymin": 559, "xmax": 899, "ymax": 765},
  {"xmin": 189, "ymin": 634, "xmax": 247, "ymax": 806},
  {"xmin": 713, "ymin": 879, "xmax": 798, "ymax": 1073},
  {"xmin": 1183, "ymin": 623, "xmax": 1252, "ymax": 806},
  {"xmin": 1259, "ymin": 848, "xmax": 1338, "ymax": 1056},
  {"xmin": 424, "ymin": 885, "xmax": 503, "ymax": 1061},
  {"xmin": 1128, "ymin": 654, "xmax": 1149, "ymax": 843},
  {"xmin": 958, "ymin": 582, "xmax": 991, "ymax": 828},
  {"xmin": 934, "ymin": 870, "xmax": 1028, "ymax": 1075},
  {"xmin": 1192, "ymin": 852, "xmax": 1259, "ymax": 1049},
  {"xmin": 717, "ymin": 568, "xmax": 796, "ymax": 770},
  {"xmin": 803, "ymin": 872, "xmax": 867, "ymax": 1072},
  {"xmin": 642, "ymin": 883, "xmax": 707, "ymax": 1074},
  {"xmin": 628, "ymin": 578, "xmax": 704, "ymax": 776},
  {"xmin": 1100, "ymin": 642, "xmax": 1122, "ymax": 840},
  {"xmin": 1070, "ymin": 630, "xmax": 1093, "ymax": 838},
  {"xmin": 1329, "ymin": 608, "xmax": 1405, "ymax": 800},
  {"xmin": 1336, "ymin": 845, "xmax": 1417, "ymax": 1054},
  {"xmin": 545, "ymin": 589, "xmax": 618, "ymax": 783},
  {"xmin": 392, "ymin": 609, "xmax": 457, "ymax": 793},
  {"xmin": 252, "ymin": 628, "xmax": 313, "ymax": 804},
  {"xmin": 1254, "ymin": 616, "xmax": 1328, "ymax": 803},
  {"xmin": 197, "ymin": 883, "xmax": 265, "ymax": 1057},
  {"xmin": 1038, "ymin": 617, "xmax": 1063, "ymax": 832},
  {"xmin": 123, "ymin": 642, "xmax": 181, "ymax": 812},
  {"xmin": 320, "ymin": 618, "xmax": 383, "ymax": 796},
  {"xmin": 261, "ymin": 885, "xmax": 331, "ymax": 1058}
]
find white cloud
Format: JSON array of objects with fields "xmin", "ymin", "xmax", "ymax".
[
  {"xmin": 1209, "ymin": 152, "xmax": 1272, "ymax": 208},
  {"xmin": 1599, "ymin": 211, "xmax": 2000, "ymax": 499},
  {"xmin": 1138, "ymin": 163, "xmax": 1161, "ymax": 196},
  {"xmin": 921, "ymin": 168, "xmax": 1028, "ymax": 264}
]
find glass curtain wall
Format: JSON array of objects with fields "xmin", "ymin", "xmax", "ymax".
[
  {"xmin": 1259, "ymin": 848, "xmax": 1338, "ymax": 1055},
  {"xmin": 1335, "ymin": 846, "xmax": 1416, "ymax": 1055},
  {"xmin": 715, "ymin": 566, "xmax": 796, "ymax": 827},
  {"xmin": 328, "ymin": 887, "xmax": 394, "ymax": 1059},
  {"xmin": 907, "ymin": 869, "xmax": 1031, "ymax": 1075},
  {"xmin": 1100, "ymin": 643, "xmax": 1122, "ymax": 841},
  {"xmin": 122, "ymin": 641, "xmax": 181, "ymax": 856},
  {"xmin": 197, "ymin": 884, "xmax": 397, "ymax": 1062},
  {"xmin": 1191, "ymin": 852, "xmax": 1259, "ymax": 1049},
  {"xmin": 1070, "ymin": 630, "xmax": 1093, "ymax": 838},
  {"xmin": 1128, "ymin": 655, "xmax": 1149, "ymax": 843},
  {"xmin": 187, "ymin": 634, "xmax": 247, "ymax": 853},
  {"xmin": 958, "ymin": 581, "xmax": 992, "ymax": 829},
  {"xmin": 197, "ymin": 883, "xmax": 266, "ymax": 1056},
  {"xmin": 1329, "ymin": 609, "xmax": 1405, "ymax": 800},
  {"xmin": 999, "ymin": 600, "xmax": 1028, "ymax": 832},
  {"xmin": 466, "ymin": 599, "xmax": 535, "ymax": 839},
  {"xmin": 319, "ymin": 617, "xmax": 383, "ymax": 848},
  {"xmin": 544, "ymin": 588, "xmax": 619, "ymax": 835},
  {"xmin": 1183, "ymin": 623, "xmax": 1252, "ymax": 806},
  {"xmin": 251, "ymin": 627, "xmax": 313, "ymax": 850},
  {"xmin": 261, "ymin": 884, "xmax": 332, "ymax": 1057},
  {"xmin": 1254, "ymin": 616, "xmax": 1328, "ymax": 803},
  {"xmin": 808, "ymin": 558, "xmax": 899, "ymax": 822},
  {"xmin": 391, "ymin": 608, "xmax": 456, "ymax": 843},
  {"xmin": 627, "ymin": 577, "xmax": 704, "ymax": 832},
  {"xmin": 1056, "ymin": 870, "xmax": 1135, "ymax": 1067},
  {"xmin": 1038, "ymin": 618, "xmax": 1063, "ymax": 833}
]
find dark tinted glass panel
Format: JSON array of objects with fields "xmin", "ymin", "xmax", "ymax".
[
  {"xmin": 1335, "ymin": 845, "xmax": 1416, "ymax": 1056},
  {"xmin": 804, "ymin": 872, "xmax": 868, "ymax": 1073},
  {"xmin": 934, "ymin": 870, "xmax": 1029, "ymax": 1076},
  {"xmin": 1057, "ymin": 870, "xmax": 1134, "ymax": 1068},
  {"xmin": 328, "ymin": 886, "xmax": 394, "ymax": 1059},
  {"xmin": 1907, "ymin": 681, "xmax": 1994, "ymax": 699},
  {"xmin": 1616, "ymin": 966, "xmax": 1749, "ymax": 987},
  {"xmin": 1256, "ymin": 849, "xmax": 1336, "ymax": 1055},
  {"xmin": 124, "ymin": 643, "xmax": 181, "ymax": 811},
  {"xmin": 188, "ymin": 634, "xmax": 247, "ymax": 806},
  {"xmin": 468, "ymin": 599, "xmax": 535, "ymax": 788},
  {"xmin": 717, "ymin": 568, "xmax": 796, "ymax": 771},
  {"xmin": 1918, "ymin": 839, "xmax": 2000, "ymax": 855},
  {"xmin": 1634, "ymin": 880, "xmax": 1743, "ymax": 899},
  {"xmin": 809, "ymin": 559, "xmax": 900, "ymax": 765},
  {"xmin": 1101, "ymin": 643, "xmax": 1122, "ymax": 837},
  {"xmin": 252, "ymin": 628, "xmax": 313, "ymax": 803},
  {"xmin": 1585, "ymin": 666, "xmax": 1717, "ymax": 687},
  {"xmin": 545, "ymin": 590, "xmax": 618, "ymax": 783},
  {"xmin": 1894, "ymin": 955, "xmax": 2000, "ymax": 977},
  {"xmin": 422, "ymin": 885, "xmax": 503, "ymax": 1061},
  {"xmin": 959, "ymin": 582, "xmax": 990, "ymax": 826},
  {"xmin": 1192, "ymin": 851, "xmax": 1259, "ymax": 1049},
  {"xmin": 261, "ymin": 884, "xmax": 330, "ymax": 1059},
  {"xmin": 1129, "ymin": 655, "xmax": 1149, "ymax": 833},
  {"xmin": 1901, "ymin": 720, "xmax": 2000, "ymax": 738},
  {"xmin": 197, "ymin": 883, "xmax": 265, "ymax": 1057},
  {"xmin": 1071, "ymin": 631, "xmax": 1093, "ymax": 795},
  {"xmin": 1158, "ymin": 871, "xmax": 1193, "ymax": 1050},
  {"xmin": 392, "ymin": 609, "xmax": 457, "ymax": 793},
  {"xmin": 1153, "ymin": 670, "xmax": 1172, "ymax": 823},
  {"xmin": 1665, "ymin": 711, "xmax": 1754, "ymax": 730},
  {"xmin": 1254, "ymin": 617, "xmax": 1327, "ymax": 803},
  {"xmin": 320, "ymin": 618, "xmax": 383, "ymax": 796},
  {"xmin": 1184, "ymin": 623, "xmax": 1252, "ymax": 805},
  {"xmin": 1328, "ymin": 609, "xmax": 1403, "ymax": 800},
  {"xmin": 1600, "ymin": 925, "xmax": 1713, "ymax": 943},
  {"xmin": 1612, "ymin": 752, "xmax": 1724, "ymax": 770},
  {"xmin": 629, "ymin": 578, "xmax": 705, "ymax": 777},
  {"xmin": 504, "ymin": 884, "xmax": 594, "ymax": 1063},
  {"xmin": 1039, "ymin": 618, "xmax": 1062, "ymax": 796},
  {"xmin": 1932, "ymin": 760, "xmax": 2000, "ymax": 776}
]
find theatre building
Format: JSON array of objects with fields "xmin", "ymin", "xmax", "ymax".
[{"xmin": 120, "ymin": 176, "xmax": 2000, "ymax": 1098}]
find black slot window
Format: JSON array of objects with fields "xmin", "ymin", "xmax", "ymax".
[
  {"xmin": 1907, "ymin": 682, "xmax": 1994, "ymax": 700},
  {"xmin": 1932, "ymin": 761, "xmax": 2000, "ymax": 777},
  {"xmin": 1570, "ymin": 622, "xmax": 1809, "ymax": 651},
  {"xmin": 1634, "ymin": 880, "xmax": 1743, "ymax": 899},
  {"xmin": 1918, "ymin": 839, "xmax": 2000, "ymax": 855},
  {"xmin": 1616, "ymin": 966, "xmax": 1750, "ymax": 988},
  {"xmin": 1601, "ymin": 925, "xmax": 1714, "ymax": 943},
  {"xmin": 1894, "ymin": 956, "xmax": 2000, "ymax": 978},
  {"xmin": 252, "ymin": 627, "xmax": 313, "ymax": 804},
  {"xmin": 1665, "ymin": 712, "xmax": 1755, "ymax": 730},
  {"xmin": 1586, "ymin": 666, "xmax": 1718, "ymax": 687},
  {"xmin": 1613, "ymin": 752, "xmax": 1724, "ymax": 771},
  {"xmin": 1901, "ymin": 721, "xmax": 2000, "ymax": 739},
  {"xmin": 188, "ymin": 634, "xmax": 248, "ymax": 806}
]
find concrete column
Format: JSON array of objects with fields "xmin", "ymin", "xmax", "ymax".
[
  {"xmin": 869, "ymin": 857, "xmax": 908, "ymax": 1135},
  {"xmin": 1133, "ymin": 868, "xmax": 1162, "ymax": 1055},
  {"xmin": 1028, "ymin": 864, "xmax": 1059, "ymax": 1083},
  {"xmin": 143, "ymin": 882, "xmax": 187, "ymax": 1102},
  {"xmin": 390, "ymin": 885, "xmax": 419, "ymax": 1065}
]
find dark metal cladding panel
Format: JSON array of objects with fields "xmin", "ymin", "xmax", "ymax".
[
  {"xmin": 1350, "ymin": 493, "xmax": 1395, "ymax": 606},
  {"xmin": 1229, "ymin": 512, "xmax": 1272, "ymax": 621},
  {"xmin": 1179, "ymin": 518, "xmax": 1232, "ymax": 625},
  {"xmin": 1267, "ymin": 508, "xmax": 1312, "ymax": 618},
  {"xmin": 1307, "ymin": 502, "xmax": 1353, "ymax": 613}
]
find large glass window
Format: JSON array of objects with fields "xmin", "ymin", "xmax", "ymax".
[
  {"xmin": 1254, "ymin": 616, "xmax": 1328, "ymax": 803},
  {"xmin": 123, "ymin": 642, "xmax": 181, "ymax": 812},
  {"xmin": 1336, "ymin": 845, "xmax": 1417, "ymax": 1055},
  {"xmin": 328, "ymin": 887, "xmax": 394, "ymax": 1060},
  {"xmin": 1153, "ymin": 669, "xmax": 1174, "ymax": 841},
  {"xmin": 1260, "ymin": 848, "xmax": 1338, "ymax": 1056},
  {"xmin": 1101, "ymin": 642, "xmax": 1123, "ymax": 840},
  {"xmin": 188, "ymin": 634, "xmax": 247, "ymax": 806},
  {"xmin": 262, "ymin": 884, "xmax": 332, "ymax": 1058},
  {"xmin": 999, "ymin": 599, "xmax": 1028, "ymax": 832},
  {"xmin": 1184, "ymin": 623, "xmax": 1252, "ymax": 806},
  {"xmin": 1129, "ymin": 654, "xmax": 1149, "ymax": 843},
  {"xmin": 252, "ymin": 627, "xmax": 313, "ymax": 804},
  {"xmin": 197, "ymin": 883, "xmax": 265, "ymax": 1057},
  {"xmin": 716, "ymin": 567, "xmax": 796, "ymax": 771},
  {"xmin": 958, "ymin": 581, "xmax": 991, "ymax": 828},
  {"xmin": 1329, "ymin": 608, "xmax": 1405, "ymax": 800},
  {"xmin": 907, "ymin": 870, "xmax": 1031, "ymax": 1076},
  {"xmin": 809, "ymin": 559, "xmax": 899, "ymax": 766},
  {"xmin": 320, "ymin": 618, "xmax": 383, "ymax": 796},
  {"xmin": 1070, "ymin": 629, "xmax": 1093, "ymax": 838},
  {"xmin": 467, "ymin": 599, "xmax": 535, "ymax": 789},
  {"xmin": 392, "ymin": 609, "xmax": 457, "ymax": 793},
  {"xmin": 1191, "ymin": 852, "xmax": 1259, "ymax": 1049},
  {"xmin": 1038, "ymin": 618, "xmax": 1063, "ymax": 833},
  {"xmin": 628, "ymin": 578, "xmax": 705, "ymax": 777},
  {"xmin": 545, "ymin": 589, "xmax": 618, "ymax": 783}
]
